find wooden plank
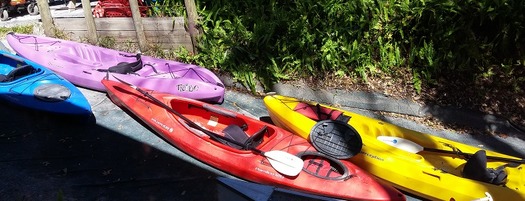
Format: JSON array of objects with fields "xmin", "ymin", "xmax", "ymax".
[
  {"xmin": 61, "ymin": 30, "xmax": 137, "ymax": 40},
  {"xmin": 142, "ymin": 18, "xmax": 186, "ymax": 31},
  {"xmin": 61, "ymin": 30, "xmax": 190, "ymax": 42},
  {"xmin": 53, "ymin": 17, "xmax": 191, "ymax": 50},
  {"xmin": 54, "ymin": 18, "xmax": 89, "ymax": 30},
  {"xmin": 54, "ymin": 17, "xmax": 186, "ymax": 31},
  {"xmin": 61, "ymin": 30, "xmax": 193, "ymax": 50}
]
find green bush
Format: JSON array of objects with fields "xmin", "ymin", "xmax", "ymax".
[
  {"xmin": 146, "ymin": 0, "xmax": 186, "ymax": 17},
  {"xmin": 172, "ymin": 0, "xmax": 525, "ymax": 93}
]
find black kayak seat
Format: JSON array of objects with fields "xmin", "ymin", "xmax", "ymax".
[
  {"xmin": 107, "ymin": 61, "xmax": 142, "ymax": 74},
  {"xmin": 97, "ymin": 54, "xmax": 143, "ymax": 74},
  {"xmin": 462, "ymin": 150, "xmax": 507, "ymax": 185},
  {"xmin": 0, "ymin": 65, "xmax": 36, "ymax": 82},
  {"xmin": 221, "ymin": 125, "xmax": 267, "ymax": 150}
]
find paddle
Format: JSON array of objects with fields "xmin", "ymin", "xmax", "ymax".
[
  {"xmin": 378, "ymin": 136, "xmax": 525, "ymax": 164},
  {"xmin": 110, "ymin": 75, "xmax": 304, "ymax": 176}
]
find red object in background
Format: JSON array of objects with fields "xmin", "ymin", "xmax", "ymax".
[
  {"xmin": 93, "ymin": 0, "xmax": 148, "ymax": 18},
  {"xmin": 9, "ymin": 0, "xmax": 27, "ymax": 6}
]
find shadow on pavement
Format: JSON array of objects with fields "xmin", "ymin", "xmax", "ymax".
[{"xmin": 0, "ymin": 100, "xmax": 225, "ymax": 200}]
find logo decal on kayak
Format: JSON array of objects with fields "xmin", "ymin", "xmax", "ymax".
[
  {"xmin": 361, "ymin": 151, "xmax": 384, "ymax": 161},
  {"xmin": 255, "ymin": 167, "xmax": 284, "ymax": 179},
  {"xmin": 151, "ymin": 118, "xmax": 174, "ymax": 133},
  {"xmin": 177, "ymin": 84, "xmax": 199, "ymax": 92}
]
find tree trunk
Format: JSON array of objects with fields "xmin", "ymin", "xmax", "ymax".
[
  {"xmin": 128, "ymin": 0, "xmax": 147, "ymax": 51},
  {"xmin": 36, "ymin": 0, "xmax": 54, "ymax": 37},
  {"xmin": 184, "ymin": 0, "xmax": 199, "ymax": 54},
  {"xmin": 81, "ymin": 0, "xmax": 97, "ymax": 44}
]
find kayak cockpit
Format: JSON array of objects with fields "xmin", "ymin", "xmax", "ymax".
[
  {"xmin": 170, "ymin": 98, "xmax": 274, "ymax": 150},
  {"xmin": 293, "ymin": 102, "xmax": 351, "ymax": 123},
  {"xmin": 298, "ymin": 151, "xmax": 352, "ymax": 180},
  {"xmin": 0, "ymin": 64, "xmax": 40, "ymax": 82}
]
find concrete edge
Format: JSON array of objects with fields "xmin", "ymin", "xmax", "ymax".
[{"xmin": 220, "ymin": 74, "xmax": 525, "ymax": 137}]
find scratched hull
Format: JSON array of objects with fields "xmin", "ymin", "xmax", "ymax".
[
  {"xmin": 7, "ymin": 32, "xmax": 225, "ymax": 103},
  {"xmin": 102, "ymin": 79, "xmax": 406, "ymax": 201},
  {"xmin": 264, "ymin": 94, "xmax": 525, "ymax": 201}
]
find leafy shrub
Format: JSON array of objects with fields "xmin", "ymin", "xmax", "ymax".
[
  {"xmin": 146, "ymin": 0, "xmax": 186, "ymax": 17},
  {"xmin": 166, "ymin": 0, "xmax": 525, "ymax": 93}
]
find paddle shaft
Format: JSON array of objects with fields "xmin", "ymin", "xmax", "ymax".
[
  {"xmin": 424, "ymin": 147, "xmax": 525, "ymax": 164},
  {"xmin": 111, "ymin": 76, "xmax": 305, "ymax": 177},
  {"xmin": 116, "ymin": 78, "xmax": 264, "ymax": 154}
]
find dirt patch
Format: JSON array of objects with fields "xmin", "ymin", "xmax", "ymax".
[{"xmin": 282, "ymin": 67, "xmax": 525, "ymax": 136}]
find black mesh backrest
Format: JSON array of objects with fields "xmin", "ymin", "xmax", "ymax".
[
  {"xmin": 221, "ymin": 125, "xmax": 249, "ymax": 149},
  {"xmin": 463, "ymin": 150, "xmax": 491, "ymax": 182},
  {"xmin": 221, "ymin": 125, "xmax": 267, "ymax": 150},
  {"xmin": 100, "ymin": 54, "xmax": 143, "ymax": 74},
  {"xmin": 0, "ymin": 65, "xmax": 36, "ymax": 82},
  {"xmin": 107, "ymin": 60, "xmax": 143, "ymax": 74}
]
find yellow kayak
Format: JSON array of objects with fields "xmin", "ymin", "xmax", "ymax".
[{"xmin": 263, "ymin": 94, "xmax": 525, "ymax": 201}]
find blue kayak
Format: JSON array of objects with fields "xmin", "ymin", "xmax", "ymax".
[{"xmin": 0, "ymin": 50, "xmax": 92, "ymax": 115}]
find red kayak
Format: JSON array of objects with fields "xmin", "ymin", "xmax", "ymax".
[{"xmin": 102, "ymin": 78, "xmax": 406, "ymax": 201}]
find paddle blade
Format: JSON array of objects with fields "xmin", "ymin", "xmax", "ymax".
[
  {"xmin": 377, "ymin": 136, "xmax": 424, "ymax": 153},
  {"xmin": 263, "ymin": 150, "xmax": 303, "ymax": 177}
]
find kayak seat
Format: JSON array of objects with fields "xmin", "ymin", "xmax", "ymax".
[
  {"xmin": 96, "ymin": 54, "xmax": 143, "ymax": 74},
  {"xmin": 0, "ymin": 65, "xmax": 37, "ymax": 82},
  {"xmin": 294, "ymin": 102, "xmax": 350, "ymax": 122},
  {"xmin": 221, "ymin": 125, "xmax": 267, "ymax": 150},
  {"xmin": 462, "ymin": 150, "xmax": 507, "ymax": 185}
]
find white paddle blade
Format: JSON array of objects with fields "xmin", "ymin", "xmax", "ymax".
[
  {"xmin": 377, "ymin": 136, "xmax": 424, "ymax": 153},
  {"xmin": 264, "ymin": 150, "xmax": 303, "ymax": 177}
]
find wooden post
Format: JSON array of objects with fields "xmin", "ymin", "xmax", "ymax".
[
  {"xmin": 36, "ymin": 0, "xmax": 54, "ymax": 37},
  {"xmin": 81, "ymin": 0, "xmax": 98, "ymax": 44},
  {"xmin": 128, "ymin": 0, "xmax": 147, "ymax": 51},
  {"xmin": 184, "ymin": 0, "xmax": 199, "ymax": 54}
]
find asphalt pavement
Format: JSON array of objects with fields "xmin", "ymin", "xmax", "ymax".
[{"xmin": 2, "ymin": 76, "xmax": 523, "ymax": 201}]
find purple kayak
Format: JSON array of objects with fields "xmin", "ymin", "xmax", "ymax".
[{"xmin": 6, "ymin": 32, "xmax": 225, "ymax": 103}]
